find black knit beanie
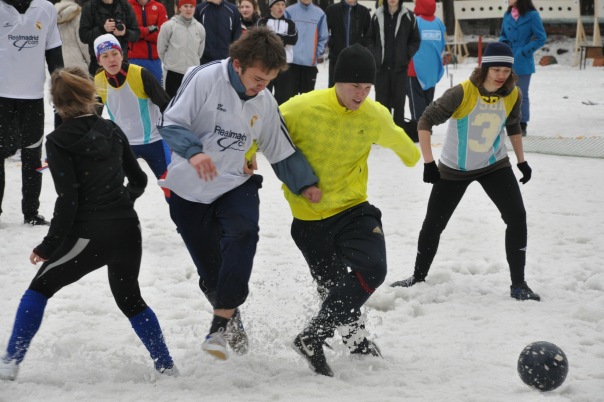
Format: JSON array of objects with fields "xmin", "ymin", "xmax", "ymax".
[
  {"xmin": 481, "ymin": 42, "xmax": 514, "ymax": 69},
  {"xmin": 334, "ymin": 44, "xmax": 376, "ymax": 84}
]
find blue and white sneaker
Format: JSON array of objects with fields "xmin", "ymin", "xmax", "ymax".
[
  {"xmin": 202, "ymin": 328, "xmax": 228, "ymax": 360},
  {"xmin": 0, "ymin": 357, "xmax": 18, "ymax": 381}
]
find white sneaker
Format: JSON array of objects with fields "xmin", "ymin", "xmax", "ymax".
[
  {"xmin": 0, "ymin": 357, "xmax": 18, "ymax": 381},
  {"xmin": 202, "ymin": 329, "xmax": 228, "ymax": 360}
]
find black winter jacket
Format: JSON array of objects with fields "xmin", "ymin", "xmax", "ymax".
[
  {"xmin": 365, "ymin": 5, "xmax": 421, "ymax": 72},
  {"xmin": 79, "ymin": 0, "xmax": 141, "ymax": 63},
  {"xmin": 35, "ymin": 115, "xmax": 147, "ymax": 259},
  {"xmin": 325, "ymin": 0, "xmax": 371, "ymax": 61}
]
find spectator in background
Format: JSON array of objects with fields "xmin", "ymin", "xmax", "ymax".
[
  {"xmin": 55, "ymin": 0, "xmax": 91, "ymax": 71},
  {"xmin": 194, "ymin": 0, "xmax": 242, "ymax": 64},
  {"xmin": 0, "ymin": 0, "xmax": 64, "ymax": 226},
  {"xmin": 158, "ymin": 0, "xmax": 206, "ymax": 98},
  {"xmin": 325, "ymin": 0, "xmax": 371, "ymax": 87},
  {"xmin": 238, "ymin": 0, "xmax": 260, "ymax": 33},
  {"xmin": 406, "ymin": 0, "xmax": 446, "ymax": 141},
  {"xmin": 365, "ymin": 0, "xmax": 420, "ymax": 130},
  {"xmin": 128, "ymin": 0, "xmax": 168, "ymax": 84},
  {"xmin": 80, "ymin": 0, "xmax": 140, "ymax": 76},
  {"xmin": 285, "ymin": 0, "xmax": 328, "ymax": 95},
  {"xmin": 257, "ymin": 0, "xmax": 298, "ymax": 104},
  {"xmin": 499, "ymin": 0, "xmax": 546, "ymax": 137}
]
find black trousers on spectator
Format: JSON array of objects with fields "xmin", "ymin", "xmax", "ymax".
[{"xmin": 375, "ymin": 68, "xmax": 408, "ymax": 128}]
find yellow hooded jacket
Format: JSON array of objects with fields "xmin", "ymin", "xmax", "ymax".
[{"xmin": 280, "ymin": 87, "xmax": 420, "ymax": 221}]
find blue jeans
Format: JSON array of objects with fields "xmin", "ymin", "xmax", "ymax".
[
  {"xmin": 516, "ymin": 74, "xmax": 532, "ymax": 124},
  {"xmin": 129, "ymin": 58, "xmax": 163, "ymax": 85}
]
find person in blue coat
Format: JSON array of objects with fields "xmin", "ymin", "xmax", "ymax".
[{"xmin": 499, "ymin": 0, "xmax": 546, "ymax": 136}]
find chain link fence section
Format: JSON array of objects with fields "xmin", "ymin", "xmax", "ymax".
[{"xmin": 505, "ymin": 136, "xmax": 604, "ymax": 159}]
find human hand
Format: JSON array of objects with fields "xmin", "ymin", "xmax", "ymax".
[
  {"xmin": 189, "ymin": 153, "xmax": 217, "ymax": 181},
  {"xmin": 147, "ymin": 25, "xmax": 158, "ymax": 33},
  {"xmin": 29, "ymin": 252, "xmax": 47, "ymax": 265},
  {"xmin": 302, "ymin": 186, "xmax": 322, "ymax": 203},
  {"xmin": 423, "ymin": 161, "xmax": 440, "ymax": 183},
  {"xmin": 104, "ymin": 19, "xmax": 116, "ymax": 32},
  {"xmin": 243, "ymin": 154, "xmax": 257, "ymax": 175},
  {"xmin": 517, "ymin": 161, "xmax": 532, "ymax": 184}
]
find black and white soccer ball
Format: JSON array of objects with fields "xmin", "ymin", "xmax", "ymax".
[{"xmin": 517, "ymin": 341, "xmax": 569, "ymax": 392}]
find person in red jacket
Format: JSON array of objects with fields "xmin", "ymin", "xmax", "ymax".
[{"xmin": 128, "ymin": 0, "xmax": 168, "ymax": 83}]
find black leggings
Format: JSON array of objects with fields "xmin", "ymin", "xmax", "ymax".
[
  {"xmin": 28, "ymin": 219, "xmax": 148, "ymax": 318},
  {"xmin": 414, "ymin": 166, "xmax": 527, "ymax": 285}
]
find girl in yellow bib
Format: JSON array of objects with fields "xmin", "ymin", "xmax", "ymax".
[
  {"xmin": 94, "ymin": 34, "xmax": 171, "ymax": 181},
  {"xmin": 391, "ymin": 42, "xmax": 540, "ymax": 302}
]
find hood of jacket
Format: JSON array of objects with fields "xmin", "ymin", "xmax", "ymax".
[
  {"xmin": 55, "ymin": 0, "xmax": 81, "ymax": 25},
  {"xmin": 414, "ymin": 0, "xmax": 436, "ymax": 20},
  {"xmin": 48, "ymin": 116, "xmax": 119, "ymax": 159}
]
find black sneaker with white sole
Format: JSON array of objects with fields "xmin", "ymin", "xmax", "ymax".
[
  {"xmin": 510, "ymin": 281, "xmax": 540, "ymax": 301},
  {"xmin": 293, "ymin": 334, "xmax": 333, "ymax": 377},
  {"xmin": 24, "ymin": 214, "xmax": 50, "ymax": 226},
  {"xmin": 349, "ymin": 338, "xmax": 382, "ymax": 357},
  {"xmin": 225, "ymin": 308, "xmax": 249, "ymax": 355}
]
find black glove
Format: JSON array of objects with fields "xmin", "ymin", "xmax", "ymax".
[
  {"xmin": 147, "ymin": 25, "xmax": 158, "ymax": 33},
  {"xmin": 517, "ymin": 161, "xmax": 532, "ymax": 184},
  {"xmin": 423, "ymin": 161, "xmax": 440, "ymax": 184}
]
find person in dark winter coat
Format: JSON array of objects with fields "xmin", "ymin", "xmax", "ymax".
[
  {"xmin": 365, "ymin": 0, "xmax": 420, "ymax": 129},
  {"xmin": 0, "ymin": 67, "xmax": 178, "ymax": 382},
  {"xmin": 79, "ymin": 0, "xmax": 141, "ymax": 75},
  {"xmin": 0, "ymin": 0, "xmax": 64, "ymax": 226},
  {"xmin": 325, "ymin": 0, "xmax": 371, "ymax": 87},
  {"xmin": 194, "ymin": 0, "xmax": 242, "ymax": 64}
]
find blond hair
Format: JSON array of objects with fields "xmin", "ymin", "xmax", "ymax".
[{"xmin": 51, "ymin": 67, "xmax": 100, "ymax": 120}]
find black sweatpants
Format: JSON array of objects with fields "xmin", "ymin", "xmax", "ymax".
[
  {"xmin": 0, "ymin": 97, "xmax": 44, "ymax": 219},
  {"xmin": 407, "ymin": 75, "xmax": 436, "ymax": 121},
  {"xmin": 291, "ymin": 202, "xmax": 387, "ymax": 340},
  {"xmin": 375, "ymin": 68, "xmax": 408, "ymax": 128},
  {"xmin": 28, "ymin": 219, "xmax": 148, "ymax": 318},
  {"xmin": 413, "ymin": 167, "xmax": 527, "ymax": 285}
]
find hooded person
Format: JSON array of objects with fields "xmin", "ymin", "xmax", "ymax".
[
  {"xmin": 405, "ymin": 0, "xmax": 446, "ymax": 141},
  {"xmin": 0, "ymin": 66, "xmax": 177, "ymax": 381},
  {"xmin": 279, "ymin": 43, "xmax": 420, "ymax": 377}
]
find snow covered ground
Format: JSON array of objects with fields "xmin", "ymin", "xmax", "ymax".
[{"xmin": 1, "ymin": 37, "xmax": 603, "ymax": 401}]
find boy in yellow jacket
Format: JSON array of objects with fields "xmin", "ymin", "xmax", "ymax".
[{"xmin": 280, "ymin": 43, "xmax": 420, "ymax": 377}]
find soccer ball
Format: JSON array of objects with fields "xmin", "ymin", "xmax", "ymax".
[{"xmin": 517, "ymin": 341, "xmax": 569, "ymax": 391}]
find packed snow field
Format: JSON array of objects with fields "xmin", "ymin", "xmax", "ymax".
[{"xmin": 1, "ymin": 38, "xmax": 603, "ymax": 401}]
